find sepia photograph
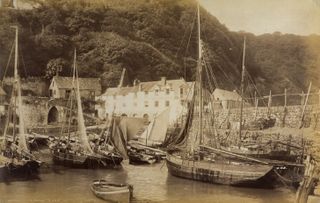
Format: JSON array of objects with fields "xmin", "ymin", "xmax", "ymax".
[{"xmin": 0, "ymin": 0, "xmax": 320, "ymax": 202}]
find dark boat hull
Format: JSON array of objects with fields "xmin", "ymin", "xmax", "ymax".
[
  {"xmin": 128, "ymin": 152, "xmax": 157, "ymax": 165},
  {"xmin": 166, "ymin": 153, "xmax": 278, "ymax": 188},
  {"xmin": 52, "ymin": 150, "xmax": 123, "ymax": 169},
  {"xmin": 0, "ymin": 160, "xmax": 40, "ymax": 181}
]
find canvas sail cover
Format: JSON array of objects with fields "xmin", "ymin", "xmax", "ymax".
[
  {"xmin": 17, "ymin": 78, "xmax": 28, "ymax": 152},
  {"xmin": 118, "ymin": 117, "xmax": 146, "ymax": 141},
  {"xmin": 75, "ymin": 68, "xmax": 93, "ymax": 154},
  {"xmin": 138, "ymin": 108, "xmax": 170, "ymax": 146},
  {"xmin": 111, "ymin": 117, "xmax": 128, "ymax": 159}
]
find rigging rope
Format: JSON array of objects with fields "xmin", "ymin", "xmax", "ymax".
[
  {"xmin": 1, "ymin": 41, "xmax": 15, "ymax": 86},
  {"xmin": 175, "ymin": 7, "xmax": 197, "ymax": 59},
  {"xmin": 183, "ymin": 8, "xmax": 197, "ymax": 80}
]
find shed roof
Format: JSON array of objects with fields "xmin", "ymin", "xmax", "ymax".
[
  {"xmin": 212, "ymin": 88, "xmax": 242, "ymax": 101},
  {"xmin": 52, "ymin": 76, "xmax": 101, "ymax": 92}
]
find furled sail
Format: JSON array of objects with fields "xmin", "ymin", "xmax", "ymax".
[
  {"xmin": 17, "ymin": 78, "xmax": 28, "ymax": 152},
  {"xmin": 13, "ymin": 26, "xmax": 28, "ymax": 152},
  {"xmin": 73, "ymin": 51, "xmax": 93, "ymax": 154},
  {"xmin": 110, "ymin": 117, "xmax": 128, "ymax": 159}
]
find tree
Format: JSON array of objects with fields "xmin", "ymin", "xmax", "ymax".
[{"xmin": 45, "ymin": 58, "xmax": 68, "ymax": 79}]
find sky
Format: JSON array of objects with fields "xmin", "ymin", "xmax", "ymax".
[{"xmin": 199, "ymin": 0, "xmax": 320, "ymax": 36}]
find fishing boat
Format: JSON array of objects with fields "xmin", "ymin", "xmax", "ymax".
[
  {"xmin": 214, "ymin": 34, "xmax": 304, "ymax": 172},
  {"xmin": 166, "ymin": 3, "xmax": 285, "ymax": 188},
  {"xmin": 125, "ymin": 109, "xmax": 169, "ymax": 164},
  {"xmin": 127, "ymin": 144, "xmax": 157, "ymax": 165},
  {"xmin": 90, "ymin": 179, "xmax": 133, "ymax": 203},
  {"xmin": 0, "ymin": 26, "xmax": 41, "ymax": 181},
  {"xmin": 51, "ymin": 50, "xmax": 123, "ymax": 168},
  {"xmin": 137, "ymin": 108, "xmax": 170, "ymax": 147}
]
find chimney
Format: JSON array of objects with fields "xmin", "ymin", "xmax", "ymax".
[
  {"xmin": 161, "ymin": 77, "xmax": 166, "ymax": 85},
  {"xmin": 133, "ymin": 79, "xmax": 139, "ymax": 86}
]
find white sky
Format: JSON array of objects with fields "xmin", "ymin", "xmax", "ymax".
[{"xmin": 199, "ymin": 0, "xmax": 320, "ymax": 35}]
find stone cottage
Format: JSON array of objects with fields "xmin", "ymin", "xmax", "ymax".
[{"xmin": 49, "ymin": 76, "xmax": 101, "ymax": 100}]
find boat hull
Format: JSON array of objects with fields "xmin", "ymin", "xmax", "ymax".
[
  {"xmin": 52, "ymin": 150, "xmax": 123, "ymax": 169},
  {"xmin": 128, "ymin": 152, "xmax": 157, "ymax": 165},
  {"xmin": 166, "ymin": 153, "xmax": 277, "ymax": 188},
  {"xmin": 0, "ymin": 160, "xmax": 40, "ymax": 181},
  {"xmin": 90, "ymin": 180, "xmax": 133, "ymax": 203}
]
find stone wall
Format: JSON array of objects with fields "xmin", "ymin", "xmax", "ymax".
[
  {"xmin": 214, "ymin": 105, "xmax": 319, "ymax": 129},
  {"xmin": 22, "ymin": 96, "xmax": 49, "ymax": 129}
]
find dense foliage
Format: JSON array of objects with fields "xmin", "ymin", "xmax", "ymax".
[{"xmin": 0, "ymin": 0, "xmax": 319, "ymax": 96}]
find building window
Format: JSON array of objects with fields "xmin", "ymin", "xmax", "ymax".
[
  {"xmin": 180, "ymin": 88, "xmax": 184, "ymax": 96},
  {"xmin": 134, "ymin": 102, "xmax": 137, "ymax": 107},
  {"xmin": 144, "ymin": 101, "xmax": 149, "ymax": 107},
  {"xmin": 165, "ymin": 101, "xmax": 170, "ymax": 107},
  {"xmin": 155, "ymin": 89, "xmax": 159, "ymax": 96},
  {"xmin": 49, "ymin": 90, "xmax": 53, "ymax": 97},
  {"xmin": 113, "ymin": 95, "xmax": 116, "ymax": 99},
  {"xmin": 155, "ymin": 101, "xmax": 159, "ymax": 107},
  {"xmin": 90, "ymin": 91, "xmax": 95, "ymax": 99},
  {"xmin": 65, "ymin": 90, "xmax": 71, "ymax": 99},
  {"xmin": 145, "ymin": 91, "xmax": 148, "ymax": 96},
  {"xmin": 166, "ymin": 89, "xmax": 170, "ymax": 95},
  {"xmin": 122, "ymin": 103, "xmax": 126, "ymax": 107}
]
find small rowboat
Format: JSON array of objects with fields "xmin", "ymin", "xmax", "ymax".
[{"xmin": 90, "ymin": 179, "xmax": 133, "ymax": 203}]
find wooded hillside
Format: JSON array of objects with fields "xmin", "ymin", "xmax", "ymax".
[{"xmin": 0, "ymin": 0, "xmax": 319, "ymax": 96}]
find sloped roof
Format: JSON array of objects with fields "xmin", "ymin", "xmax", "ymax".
[
  {"xmin": 212, "ymin": 88, "xmax": 242, "ymax": 101},
  {"xmin": 104, "ymin": 86, "xmax": 138, "ymax": 96},
  {"xmin": 102, "ymin": 78, "xmax": 194, "ymax": 97},
  {"xmin": 0, "ymin": 86, "xmax": 6, "ymax": 96},
  {"xmin": 52, "ymin": 76, "xmax": 101, "ymax": 92}
]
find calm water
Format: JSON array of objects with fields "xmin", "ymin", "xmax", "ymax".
[{"xmin": 0, "ymin": 161, "xmax": 295, "ymax": 203}]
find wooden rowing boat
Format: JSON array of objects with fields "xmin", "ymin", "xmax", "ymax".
[{"xmin": 90, "ymin": 179, "xmax": 133, "ymax": 203}]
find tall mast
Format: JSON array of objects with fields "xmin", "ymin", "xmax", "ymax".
[
  {"xmin": 239, "ymin": 37, "xmax": 246, "ymax": 144},
  {"xmin": 197, "ymin": 2, "xmax": 203, "ymax": 145},
  {"xmin": 12, "ymin": 26, "xmax": 28, "ymax": 151}
]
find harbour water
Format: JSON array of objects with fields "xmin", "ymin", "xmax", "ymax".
[{"xmin": 0, "ymin": 161, "xmax": 295, "ymax": 203}]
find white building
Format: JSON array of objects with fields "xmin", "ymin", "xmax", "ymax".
[
  {"xmin": 212, "ymin": 88, "xmax": 251, "ymax": 109},
  {"xmin": 96, "ymin": 77, "xmax": 194, "ymax": 124}
]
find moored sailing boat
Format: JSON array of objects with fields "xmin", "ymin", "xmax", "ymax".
[
  {"xmin": 0, "ymin": 26, "xmax": 41, "ymax": 181},
  {"xmin": 166, "ymin": 3, "xmax": 282, "ymax": 188},
  {"xmin": 126, "ymin": 108, "xmax": 169, "ymax": 164},
  {"xmin": 51, "ymin": 50, "xmax": 122, "ymax": 168}
]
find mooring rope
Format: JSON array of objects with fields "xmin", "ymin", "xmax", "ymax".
[{"xmin": 273, "ymin": 168, "xmax": 296, "ymax": 188}]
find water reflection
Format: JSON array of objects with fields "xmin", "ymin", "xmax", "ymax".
[{"xmin": 0, "ymin": 161, "xmax": 294, "ymax": 203}]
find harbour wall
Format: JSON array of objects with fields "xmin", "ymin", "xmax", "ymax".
[{"xmin": 214, "ymin": 105, "xmax": 320, "ymax": 130}]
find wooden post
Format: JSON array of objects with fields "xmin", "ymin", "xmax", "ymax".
[
  {"xmin": 318, "ymin": 89, "xmax": 320, "ymax": 109},
  {"xmin": 254, "ymin": 92, "xmax": 258, "ymax": 120},
  {"xmin": 295, "ymin": 155, "xmax": 318, "ymax": 203},
  {"xmin": 267, "ymin": 90, "xmax": 272, "ymax": 116},
  {"xmin": 283, "ymin": 88, "xmax": 287, "ymax": 128},
  {"xmin": 284, "ymin": 88, "xmax": 287, "ymax": 107},
  {"xmin": 301, "ymin": 91, "xmax": 305, "ymax": 107},
  {"xmin": 299, "ymin": 82, "xmax": 312, "ymax": 128}
]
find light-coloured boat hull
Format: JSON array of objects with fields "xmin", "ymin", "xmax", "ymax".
[
  {"xmin": 90, "ymin": 180, "xmax": 133, "ymax": 203},
  {"xmin": 166, "ymin": 153, "xmax": 277, "ymax": 188}
]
